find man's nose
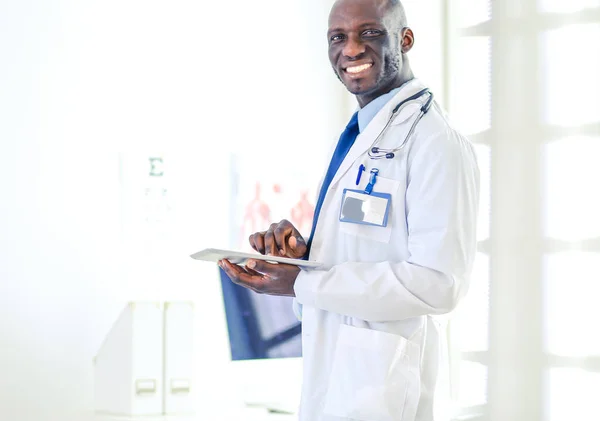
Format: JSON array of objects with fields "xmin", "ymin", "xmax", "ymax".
[{"xmin": 342, "ymin": 36, "xmax": 365, "ymax": 58}]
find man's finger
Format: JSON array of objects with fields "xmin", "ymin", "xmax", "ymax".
[
  {"xmin": 264, "ymin": 229, "xmax": 276, "ymax": 256},
  {"xmin": 274, "ymin": 224, "xmax": 293, "ymax": 256},
  {"xmin": 249, "ymin": 234, "xmax": 258, "ymax": 253},
  {"xmin": 255, "ymin": 233, "xmax": 266, "ymax": 254},
  {"xmin": 219, "ymin": 259, "xmax": 243, "ymax": 282},
  {"xmin": 234, "ymin": 269, "xmax": 270, "ymax": 293},
  {"xmin": 249, "ymin": 232, "xmax": 266, "ymax": 254},
  {"xmin": 232, "ymin": 270, "xmax": 262, "ymax": 285},
  {"xmin": 288, "ymin": 235, "xmax": 305, "ymax": 250},
  {"xmin": 221, "ymin": 260, "xmax": 265, "ymax": 291},
  {"xmin": 247, "ymin": 259, "xmax": 280, "ymax": 274},
  {"xmin": 244, "ymin": 264, "xmax": 262, "ymax": 277}
]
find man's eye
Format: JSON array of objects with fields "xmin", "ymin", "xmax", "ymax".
[
  {"xmin": 363, "ymin": 30, "xmax": 382, "ymax": 37},
  {"xmin": 330, "ymin": 34, "xmax": 345, "ymax": 43}
]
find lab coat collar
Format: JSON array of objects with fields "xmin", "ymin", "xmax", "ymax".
[{"xmin": 330, "ymin": 78, "xmax": 428, "ymax": 188}]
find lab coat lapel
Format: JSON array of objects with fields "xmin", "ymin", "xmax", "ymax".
[{"xmin": 329, "ymin": 79, "xmax": 428, "ymax": 188}]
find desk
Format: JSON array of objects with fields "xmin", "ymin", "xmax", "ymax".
[{"xmin": 93, "ymin": 407, "xmax": 297, "ymax": 421}]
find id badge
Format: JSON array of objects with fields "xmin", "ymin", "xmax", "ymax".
[{"xmin": 339, "ymin": 189, "xmax": 392, "ymax": 227}]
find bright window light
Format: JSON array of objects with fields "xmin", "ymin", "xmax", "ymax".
[
  {"xmin": 453, "ymin": 253, "xmax": 490, "ymax": 352},
  {"xmin": 458, "ymin": 361, "xmax": 488, "ymax": 407},
  {"xmin": 545, "ymin": 368, "xmax": 600, "ymax": 421},
  {"xmin": 539, "ymin": 0, "xmax": 600, "ymax": 14},
  {"xmin": 453, "ymin": 0, "xmax": 491, "ymax": 28},
  {"xmin": 449, "ymin": 36, "xmax": 491, "ymax": 135},
  {"xmin": 543, "ymin": 136, "xmax": 600, "ymax": 241},
  {"xmin": 541, "ymin": 24, "xmax": 600, "ymax": 127},
  {"xmin": 543, "ymin": 252, "xmax": 600, "ymax": 356},
  {"xmin": 474, "ymin": 144, "xmax": 491, "ymax": 242}
]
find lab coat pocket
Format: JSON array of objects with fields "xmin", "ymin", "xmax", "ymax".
[
  {"xmin": 323, "ymin": 325, "xmax": 421, "ymax": 421},
  {"xmin": 339, "ymin": 176, "xmax": 400, "ymax": 244}
]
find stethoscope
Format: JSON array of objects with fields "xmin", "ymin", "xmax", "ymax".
[{"xmin": 367, "ymin": 88, "xmax": 434, "ymax": 160}]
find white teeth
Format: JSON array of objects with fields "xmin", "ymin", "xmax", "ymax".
[{"xmin": 346, "ymin": 63, "xmax": 372, "ymax": 74}]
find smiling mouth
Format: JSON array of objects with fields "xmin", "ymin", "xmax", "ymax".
[{"xmin": 344, "ymin": 63, "xmax": 373, "ymax": 75}]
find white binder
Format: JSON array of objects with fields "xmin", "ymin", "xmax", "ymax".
[
  {"xmin": 163, "ymin": 301, "xmax": 195, "ymax": 415},
  {"xmin": 94, "ymin": 302, "xmax": 164, "ymax": 416}
]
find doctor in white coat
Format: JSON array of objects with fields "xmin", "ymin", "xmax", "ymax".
[{"xmin": 219, "ymin": 0, "xmax": 480, "ymax": 420}]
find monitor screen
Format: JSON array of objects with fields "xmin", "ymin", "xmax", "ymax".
[
  {"xmin": 221, "ymin": 155, "xmax": 318, "ymax": 360},
  {"xmin": 219, "ymin": 268, "xmax": 302, "ymax": 360}
]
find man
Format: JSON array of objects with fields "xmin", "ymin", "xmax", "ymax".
[{"xmin": 219, "ymin": 0, "xmax": 480, "ymax": 419}]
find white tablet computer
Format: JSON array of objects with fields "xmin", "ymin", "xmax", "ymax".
[{"xmin": 190, "ymin": 248, "xmax": 323, "ymax": 269}]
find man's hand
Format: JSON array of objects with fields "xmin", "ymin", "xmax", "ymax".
[
  {"xmin": 249, "ymin": 219, "xmax": 307, "ymax": 259},
  {"xmin": 218, "ymin": 258, "xmax": 300, "ymax": 297}
]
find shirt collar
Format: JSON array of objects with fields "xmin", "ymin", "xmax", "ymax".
[{"xmin": 357, "ymin": 86, "xmax": 403, "ymax": 133}]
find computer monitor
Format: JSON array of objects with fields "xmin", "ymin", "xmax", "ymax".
[
  {"xmin": 217, "ymin": 267, "xmax": 303, "ymax": 412},
  {"xmin": 218, "ymin": 269, "xmax": 302, "ymax": 361},
  {"xmin": 215, "ymin": 155, "xmax": 319, "ymax": 412}
]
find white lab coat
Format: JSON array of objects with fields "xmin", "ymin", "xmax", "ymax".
[{"xmin": 293, "ymin": 79, "xmax": 480, "ymax": 421}]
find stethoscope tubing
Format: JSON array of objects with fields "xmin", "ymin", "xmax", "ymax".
[{"xmin": 367, "ymin": 89, "xmax": 434, "ymax": 160}]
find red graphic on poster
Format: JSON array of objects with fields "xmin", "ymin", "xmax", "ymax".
[
  {"xmin": 240, "ymin": 182, "xmax": 271, "ymax": 248},
  {"xmin": 290, "ymin": 190, "xmax": 315, "ymax": 235}
]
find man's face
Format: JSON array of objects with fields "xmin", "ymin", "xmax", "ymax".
[{"xmin": 328, "ymin": 0, "xmax": 410, "ymax": 105}]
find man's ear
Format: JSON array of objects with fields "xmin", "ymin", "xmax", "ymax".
[{"xmin": 401, "ymin": 27, "xmax": 414, "ymax": 53}]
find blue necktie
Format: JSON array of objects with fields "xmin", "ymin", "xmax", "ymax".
[{"xmin": 305, "ymin": 112, "xmax": 360, "ymax": 257}]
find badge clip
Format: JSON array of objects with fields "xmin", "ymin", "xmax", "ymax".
[{"xmin": 364, "ymin": 168, "xmax": 379, "ymax": 195}]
